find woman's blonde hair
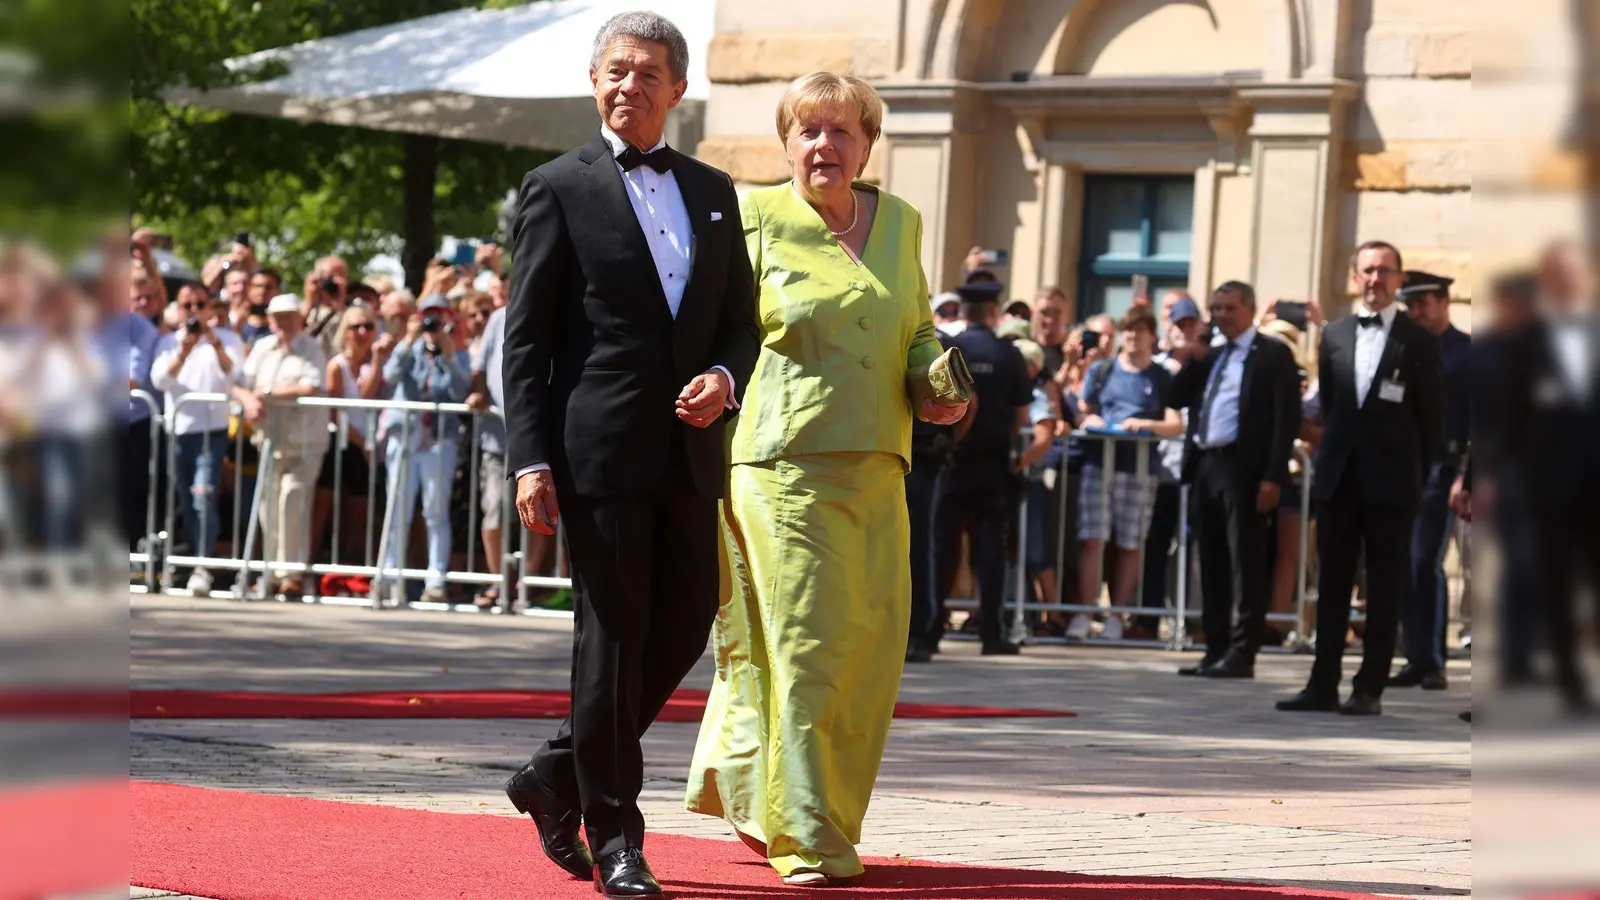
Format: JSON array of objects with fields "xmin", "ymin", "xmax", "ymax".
[
  {"xmin": 775, "ymin": 72, "xmax": 884, "ymax": 146},
  {"xmin": 336, "ymin": 303, "xmax": 376, "ymax": 355}
]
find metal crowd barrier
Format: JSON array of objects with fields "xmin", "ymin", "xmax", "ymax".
[
  {"xmin": 959, "ymin": 430, "xmax": 1319, "ymax": 652},
  {"xmin": 137, "ymin": 392, "xmax": 576, "ymax": 613},
  {"xmin": 127, "ymin": 394, "xmax": 1468, "ymax": 651}
]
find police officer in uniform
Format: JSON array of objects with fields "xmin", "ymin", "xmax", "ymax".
[
  {"xmin": 932, "ymin": 281, "xmax": 1035, "ymax": 655},
  {"xmin": 1391, "ymin": 271, "xmax": 1470, "ymax": 690}
]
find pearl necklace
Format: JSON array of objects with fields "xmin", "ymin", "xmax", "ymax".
[{"xmin": 827, "ymin": 190, "xmax": 859, "ymax": 237}]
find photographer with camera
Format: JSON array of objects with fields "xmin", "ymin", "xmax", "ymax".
[
  {"xmin": 150, "ymin": 283, "xmax": 246, "ymax": 594},
  {"xmin": 302, "ymin": 255, "xmax": 350, "ymax": 361},
  {"xmin": 376, "ymin": 293, "xmax": 470, "ymax": 603}
]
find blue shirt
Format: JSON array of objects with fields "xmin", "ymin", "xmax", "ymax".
[
  {"xmin": 1081, "ymin": 358, "xmax": 1167, "ymax": 474},
  {"xmin": 379, "ymin": 339, "xmax": 471, "ymax": 447},
  {"xmin": 1198, "ymin": 327, "xmax": 1256, "ymax": 448},
  {"xmin": 114, "ymin": 311, "xmax": 161, "ymax": 423}
]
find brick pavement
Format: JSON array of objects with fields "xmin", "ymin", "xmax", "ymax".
[{"xmin": 130, "ymin": 595, "xmax": 1472, "ymax": 898}]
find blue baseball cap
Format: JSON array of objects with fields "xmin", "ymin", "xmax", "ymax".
[{"xmin": 1169, "ymin": 296, "xmax": 1202, "ymax": 323}]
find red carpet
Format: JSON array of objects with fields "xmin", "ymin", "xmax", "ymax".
[
  {"xmin": 0, "ymin": 778, "xmax": 126, "ymax": 900},
  {"xmin": 129, "ymin": 688, "xmax": 1077, "ymax": 720},
  {"xmin": 132, "ymin": 781, "xmax": 1387, "ymax": 900}
]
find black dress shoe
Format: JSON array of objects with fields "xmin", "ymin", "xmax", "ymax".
[
  {"xmin": 981, "ymin": 641, "xmax": 1021, "ymax": 656},
  {"xmin": 594, "ymin": 848, "xmax": 662, "ymax": 898},
  {"xmin": 904, "ymin": 646, "xmax": 933, "ymax": 663},
  {"xmin": 1178, "ymin": 657, "xmax": 1222, "ymax": 677},
  {"xmin": 504, "ymin": 764, "xmax": 593, "ymax": 880},
  {"xmin": 1388, "ymin": 664, "xmax": 1435, "ymax": 688},
  {"xmin": 1339, "ymin": 692, "xmax": 1383, "ymax": 716},
  {"xmin": 1275, "ymin": 689, "xmax": 1340, "ymax": 712},
  {"xmin": 1203, "ymin": 646, "xmax": 1254, "ymax": 675},
  {"xmin": 1420, "ymin": 670, "xmax": 1448, "ymax": 691}
]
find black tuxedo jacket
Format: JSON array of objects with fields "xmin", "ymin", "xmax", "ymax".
[
  {"xmin": 1312, "ymin": 311, "xmax": 1444, "ymax": 507},
  {"xmin": 502, "ymin": 132, "xmax": 761, "ymax": 498},
  {"xmin": 1491, "ymin": 316, "xmax": 1600, "ymax": 511},
  {"xmin": 1167, "ymin": 333, "xmax": 1300, "ymax": 490}
]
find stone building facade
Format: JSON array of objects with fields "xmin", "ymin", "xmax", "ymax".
[{"xmin": 698, "ymin": 0, "xmax": 1475, "ymax": 323}]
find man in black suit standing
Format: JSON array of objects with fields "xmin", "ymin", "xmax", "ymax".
[
  {"xmin": 1278, "ymin": 241, "xmax": 1443, "ymax": 716},
  {"xmin": 499, "ymin": 12, "xmax": 760, "ymax": 897},
  {"xmin": 1492, "ymin": 241, "xmax": 1600, "ymax": 714},
  {"xmin": 1167, "ymin": 281, "xmax": 1300, "ymax": 679}
]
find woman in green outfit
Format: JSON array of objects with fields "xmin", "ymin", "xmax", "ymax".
[{"xmin": 684, "ymin": 72, "xmax": 969, "ymax": 886}]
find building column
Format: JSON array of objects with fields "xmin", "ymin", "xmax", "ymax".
[
  {"xmin": 876, "ymin": 83, "xmax": 985, "ymax": 292},
  {"xmin": 1239, "ymin": 84, "xmax": 1356, "ymax": 309}
]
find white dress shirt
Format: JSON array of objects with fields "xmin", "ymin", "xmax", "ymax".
[
  {"xmin": 514, "ymin": 127, "xmax": 733, "ymax": 481},
  {"xmin": 1354, "ymin": 303, "xmax": 1398, "ymax": 407},
  {"xmin": 150, "ymin": 328, "xmax": 247, "ymax": 434},
  {"xmin": 1549, "ymin": 314, "xmax": 1595, "ymax": 405},
  {"xmin": 1200, "ymin": 326, "xmax": 1255, "ymax": 448}
]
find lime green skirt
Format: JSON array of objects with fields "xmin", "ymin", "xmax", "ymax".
[{"xmin": 684, "ymin": 451, "xmax": 910, "ymax": 878}]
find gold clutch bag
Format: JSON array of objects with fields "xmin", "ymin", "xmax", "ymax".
[{"xmin": 907, "ymin": 346, "xmax": 975, "ymax": 409}]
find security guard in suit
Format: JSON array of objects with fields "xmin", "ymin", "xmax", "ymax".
[
  {"xmin": 932, "ymin": 281, "xmax": 1035, "ymax": 655},
  {"xmin": 1392, "ymin": 271, "xmax": 1470, "ymax": 690}
]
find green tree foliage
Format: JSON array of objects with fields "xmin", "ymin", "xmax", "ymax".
[
  {"xmin": 130, "ymin": 0, "xmax": 551, "ymax": 283},
  {"xmin": 0, "ymin": 0, "xmax": 129, "ymax": 253}
]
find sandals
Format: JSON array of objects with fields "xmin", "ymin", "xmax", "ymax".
[{"xmin": 474, "ymin": 587, "xmax": 500, "ymax": 610}]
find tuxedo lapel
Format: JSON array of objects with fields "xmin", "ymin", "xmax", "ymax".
[
  {"xmin": 578, "ymin": 134, "xmax": 671, "ymax": 323},
  {"xmin": 671, "ymin": 156, "xmax": 708, "ymax": 325},
  {"xmin": 1332, "ymin": 317, "xmax": 1360, "ymax": 416}
]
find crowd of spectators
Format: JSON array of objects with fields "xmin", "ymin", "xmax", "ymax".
[{"xmin": 123, "ymin": 231, "xmax": 551, "ymax": 608}]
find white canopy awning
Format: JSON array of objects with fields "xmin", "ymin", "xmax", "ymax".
[{"xmin": 162, "ymin": 0, "xmax": 714, "ymax": 151}]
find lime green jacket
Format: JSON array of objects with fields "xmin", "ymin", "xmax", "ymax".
[{"xmin": 729, "ymin": 182, "xmax": 942, "ymax": 469}]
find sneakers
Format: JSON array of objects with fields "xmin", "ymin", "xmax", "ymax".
[
  {"xmin": 419, "ymin": 585, "xmax": 449, "ymax": 604},
  {"xmin": 1066, "ymin": 613, "xmax": 1093, "ymax": 641},
  {"xmin": 1100, "ymin": 615, "xmax": 1125, "ymax": 642},
  {"xmin": 185, "ymin": 567, "xmax": 213, "ymax": 595}
]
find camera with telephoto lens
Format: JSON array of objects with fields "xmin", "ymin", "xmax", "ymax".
[
  {"xmin": 185, "ymin": 317, "xmax": 202, "ymax": 334},
  {"xmin": 421, "ymin": 314, "xmax": 441, "ymax": 334},
  {"xmin": 319, "ymin": 276, "xmax": 340, "ymax": 295}
]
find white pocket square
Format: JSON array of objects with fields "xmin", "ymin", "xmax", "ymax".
[{"xmin": 710, "ymin": 211, "xmax": 723, "ymax": 221}]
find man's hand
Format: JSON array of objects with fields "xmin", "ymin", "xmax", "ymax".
[
  {"xmin": 239, "ymin": 390, "xmax": 266, "ymax": 425},
  {"xmin": 404, "ymin": 315, "xmax": 425, "ymax": 344},
  {"xmin": 676, "ymin": 370, "xmax": 730, "ymax": 428},
  {"xmin": 920, "ymin": 398, "xmax": 968, "ymax": 425},
  {"xmin": 962, "ymin": 245, "xmax": 985, "ymax": 274},
  {"xmin": 516, "ymin": 470, "xmax": 560, "ymax": 535},
  {"xmin": 464, "ymin": 391, "xmax": 490, "ymax": 413},
  {"xmin": 475, "ymin": 243, "xmax": 504, "ymax": 274},
  {"xmin": 1448, "ymin": 474, "xmax": 1471, "ymax": 522},
  {"xmin": 131, "ymin": 227, "xmax": 155, "ymax": 250},
  {"xmin": 1080, "ymin": 414, "xmax": 1106, "ymax": 430},
  {"xmin": 1257, "ymin": 481, "xmax": 1281, "ymax": 514},
  {"xmin": 373, "ymin": 332, "xmax": 397, "ymax": 358}
]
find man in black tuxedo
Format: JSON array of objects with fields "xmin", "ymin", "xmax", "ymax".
[
  {"xmin": 1492, "ymin": 241, "xmax": 1600, "ymax": 714},
  {"xmin": 499, "ymin": 12, "xmax": 760, "ymax": 897},
  {"xmin": 1278, "ymin": 241, "xmax": 1443, "ymax": 716},
  {"xmin": 1167, "ymin": 281, "xmax": 1300, "ymax": 679}
]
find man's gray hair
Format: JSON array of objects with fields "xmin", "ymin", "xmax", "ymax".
[{"xmin": 591, "ymin": 11, "xmax": 689, "ymax": 82}]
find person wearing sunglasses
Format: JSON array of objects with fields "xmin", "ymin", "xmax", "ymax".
[
  {"xmin": 150, "ymin": 282, "xmax": 246, "ymax": 595},
  {"xmin": 313, "ymin": 305, "xmax": 388, "ymax": 567}
]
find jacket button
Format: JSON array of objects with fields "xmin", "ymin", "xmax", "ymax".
[
  {"xmin": 860, "ymin": 357, "xmax": 874, "ymax": 370},
  {"xmin": 858, "ymin": 316, "xmax": 871, "ymax": 330},
  {"xmin": 853, "ymin": 281, "xmax": 866, "ymax": 291}
]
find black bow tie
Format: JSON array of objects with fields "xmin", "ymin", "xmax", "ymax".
[
  {"xmin": 616, "ymin": 144, "xmax": 674, "ymax": 174},
  {"xmin": 1357, "ymin": 314, "xmax": 1384, "ymax": 329}
]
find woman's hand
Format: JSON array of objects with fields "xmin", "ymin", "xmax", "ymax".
[{"xmin": 920, "ymin": 398, "xmax": 967, "ymax": 425}]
